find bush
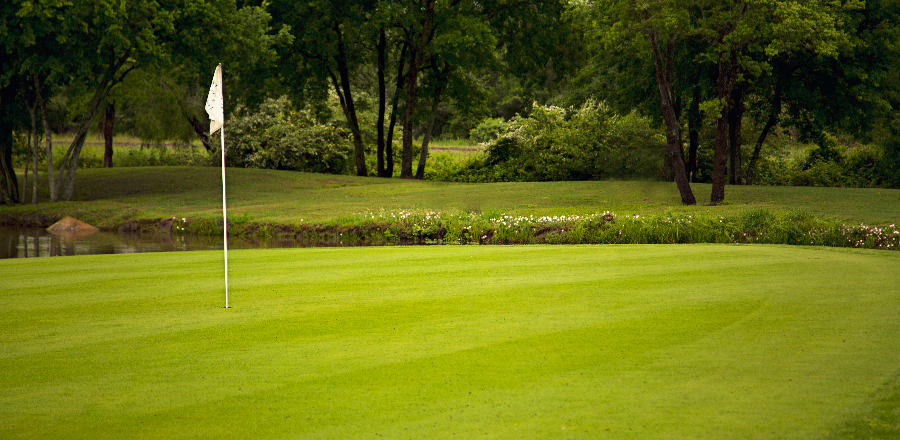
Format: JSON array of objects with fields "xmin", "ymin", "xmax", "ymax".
[
  {"xmin": 435, "ymin": 100, "xmax": 666, "ymax": 183},
  {"xmin": 116, "ymin": 147, "xmax": 210, "ymax": 167},
  {"xmin": 842, "ymin": 148, "xmax": 883, "ymax": 188},
  {"xmin": 226, "ymin": 97, "xmax": 352, "ymax": 174},
  {"xmin": 469, "ymin": 117, "xmax": 506, "ymax": 144},
  {"xmin": 796, "ymin": 160, "xmax": 846, "ymax": 187},
  {"xmin": 804, "ymin": 134, "xmax": 844, "ymax": 168},
  {"xmin": 752, "ymin": 135, "xmax": 898, "ymax": 189}
]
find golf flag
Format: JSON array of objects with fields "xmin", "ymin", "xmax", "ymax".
[
  {"xmin": 205, "ymin": 64, "xmax": 224, "ymax": 134},
  {"xmin": 205, "ymin": 63, "xmax": 230, "ymax": 308}
]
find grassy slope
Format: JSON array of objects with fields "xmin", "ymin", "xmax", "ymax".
[
  {"xmin": 5, "ymin": 166, "xmax": 900, "ymax": 228},
  {"xmin": 2, "ymin": 245, "xmax": 899, "ymax": 439}
]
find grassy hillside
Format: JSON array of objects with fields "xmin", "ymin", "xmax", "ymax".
[
  {"xmin": 2, "ymin": 245, "xmax": 899, "ymax": 439},
  {"xmin": 5, "ymin": 166, "xmax": 899, "ymax": 229}
]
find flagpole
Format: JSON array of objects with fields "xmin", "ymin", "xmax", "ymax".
[
  {"xmin": 221, "ymin": 123, "xmax": 229, "ymax": 308},
  {"xmin": 219, "ymin": 63, "xmax": 229, "ymax": 309},
  {"xmin": 206, "ymin": 62, "xmax": 228, "ymax": 308}
]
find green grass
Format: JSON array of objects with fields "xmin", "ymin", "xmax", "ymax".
[
  {"xmin": 21, "ymin": 134, "xmax": 206, "ymax": 169},
  {"xmin": 5, "ymin": 166, "xmax": 899, "ymax": 229},
  {"xmin": 428, "ymin": 139, "xmax": 482, "ymax": 158},
  {"xmin": 2, "ymin": 244, "xmax": 899, "ymax": 439}
]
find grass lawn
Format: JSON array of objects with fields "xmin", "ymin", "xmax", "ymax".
[
  {"xmin": 2, "ymin": 244, "xmax": 899, "ymax": 439},
  {"xmin": 5, "ymin": 167, "xmax": 900, "ymax": 229}
]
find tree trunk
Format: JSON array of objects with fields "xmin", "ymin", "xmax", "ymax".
[
  {"xmin": 647, "ymin": 31, "xmax": 695, "ymax": 205},
  {"xmin": 34, "ymin": 76, "xmax": 57, "ymax": 202},
  {"xmin": 23, "ymin": 147, "xmax": 28, "ymax": 204},
  {"xmin": 376, "ymin": 29, "xmax": 388, "ymax": 177},
  {"xmin": 711, "ymin": 48, "xmax": 737, "ymax": 204},
  {"xmin": 0, "ymin": 83, "xmax": 19, "ymax": 205},
  {"xmin": 747, "ymin": 81, "xmax": 782, "ymax": 185},
  {"xmin": 386, "ymin": 98, "xmax": 400, "ymax": 177},
  {"xmin": 60, "ymin": 126, "xmax": 91, "ymax": 201},
  {"xmin": 727, "ymin": 85, "xmax": 745, "ymax": 184},
  {"xmin": 415, "ymin": 79, "xmax": 444, "ymax": 179},
  {"xmin": 103, "ymin": 102, "xmax": 115, "ymax": 168},
  {"xmin": 58, "ymin": 82, "xmax": 109, "ymax": 201},
  {"xmin": 401, "ymin": 0, "xmax": 436, "ymax": 179},
  {"xmin": 330, "ymin": 25, "xmax": 367, "ymax": 177},
  {"xmin": 27, "ymin": 99, "xmax": 39, "ymax": 204},
  {"xmin": 37, "ymin": 67, "xmax": 114, "ymax": 202},
  {"xmin": 400, "ymin": 41, "xmax": 420, "ymax": 179},
  {"xmin": 385, "ymin": 42, "xmax": 409, "ymax": 177},
  {"xmin": 0, "ymin": 146, "xmax": 18, "ymax": 206},
  {"xmin": 188, "ymin": 116, "xmax": 213, "ymax": 152},
  {"xmin": 686, "ymin": 85, "xmax": 701, "ymax": 180}
]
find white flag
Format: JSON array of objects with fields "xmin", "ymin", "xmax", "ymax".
[{"xmin": 205, "ymin": 64, "xmax": 224, "ymax": 134}]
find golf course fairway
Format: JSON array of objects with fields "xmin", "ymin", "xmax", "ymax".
[{"xmin": 2, "ymin": 244, "xmax": 899, "ymax": 439}]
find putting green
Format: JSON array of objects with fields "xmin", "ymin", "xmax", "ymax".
[{"xmin": 2, "ymin": 245, "xmax": 899, "ymax": 439}]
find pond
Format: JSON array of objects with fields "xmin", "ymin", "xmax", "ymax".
[{"xmin": 0, "ymin": 225, "xmax": 339, "ymax": 259}]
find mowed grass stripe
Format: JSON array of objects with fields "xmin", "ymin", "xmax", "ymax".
[
  {"xmin": 1, "ymin": 245, "xmax": 899, "ymax": 439},
  {"xmin": 8, "ymin": 167, "xmax": 900, "ymax": 226}
]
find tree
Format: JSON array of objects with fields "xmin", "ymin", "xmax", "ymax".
[
  {"xmin": 600, "ymin": 0, "xmax": 696, "ymax": 204},
  {"xmin": 91, "ymin": 3, "xmax": 289, "ymax": 164},
  {"xmin": 598, "ymin": 0, "xmax": 854, "ymax": 204},
  {"xmin": 271, "ymin": 0, "xmax": 570, "ymax": 179},
  {"xmin": 271, "ymin": 0, "xmax": 377, "ymax": 177},
  {"xmin": 0, "ymin": 79, "xmax": 23, "ymax": 205},
  {"xmin": 7, "ymin": 0, "xmax": 189, "ymax": 201},
  {"xmin": 393, "ymin": 0, "xmax": 571, "ymax": 179},
  {"xmin": 4, "ymin": 0, "xmax": 285, "ymax": 200}
]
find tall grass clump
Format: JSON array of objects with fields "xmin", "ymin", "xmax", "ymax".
[{"xmin": 241, "ymin": 208, "xmax": 899, "ymax": 250}]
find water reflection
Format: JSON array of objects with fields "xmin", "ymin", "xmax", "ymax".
[
  {"xmin": 0, "ymin": 224, "xmax": 268, "ymax": 259},
  {"xmin": 0, "ymin": 225, "xmax": 427, "ymax": 259}
]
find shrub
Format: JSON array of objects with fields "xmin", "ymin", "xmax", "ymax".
[
  {"xmin": 469, "ymin": 117, "xmax": 506, "ymax": 144},
  {"xmin": 226, "ymin": 96, "xmax": 352, "ymax": 174},
  {"xmin": 842, "ymin": 148, "xmax": 883, "ymax": 188},
  {"xmin": 117, "ymin": 147, "xmax": 210, "ymax": 167},
  {"xmin": 796, "ymin": 160, "xmax": 846, "ymax": 187},
  {"xmin": 804, "ymin": 133, "xmax": 844, "ymax": 168},
  {"xmin": 435, "ymin": 100, "xmax": 666, "ymax": 183},
  {"xmin": 752, "ymin": 135, "xmax": 898, "ymax": 189}
]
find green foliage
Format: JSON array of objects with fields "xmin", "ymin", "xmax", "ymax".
[
  {"xmin": 468, "ymin": 117, "xmax": 506, "ymax": 143},
  {"xmin": 805, "ymin": 134, "xmax": 844, "ymax": 168},
  {"xmin": 226, "ymin": 96, "xmax": 352, "ymax": 174},
  {"xmin": 311, "ymin": 208, "xmax": 900, "ymax": 250},
  {"xmin": 115, "ymin": 147, "xmax": 210, "ymax": 168},
  {"xmin": 753, "ymin": 137, "xmax": 897, "ymax": 189},
  {"xmin": 433, "ymin": 100, "xmax": 666, "ymax": 182}
]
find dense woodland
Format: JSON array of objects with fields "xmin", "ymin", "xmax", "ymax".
[{"xmin": 2, "ymin": 0, "xmax": 899, "ymax": 206}]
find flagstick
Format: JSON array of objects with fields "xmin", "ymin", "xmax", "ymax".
[
  {"xmin": 206, "ymin": 62, "xmax": 228, "ymax": 308},
  {"xmin": 220, "ymin": 63, "xmax": 229, "ymax": 309},
  {"xmin": 222, "ymin": 121, "xmax": 229, "ymax": 308}
]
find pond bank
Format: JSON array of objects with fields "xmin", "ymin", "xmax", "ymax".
[{"xmin": 4, "ymin": 208, "xmax": 897, "ymax": 257}]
